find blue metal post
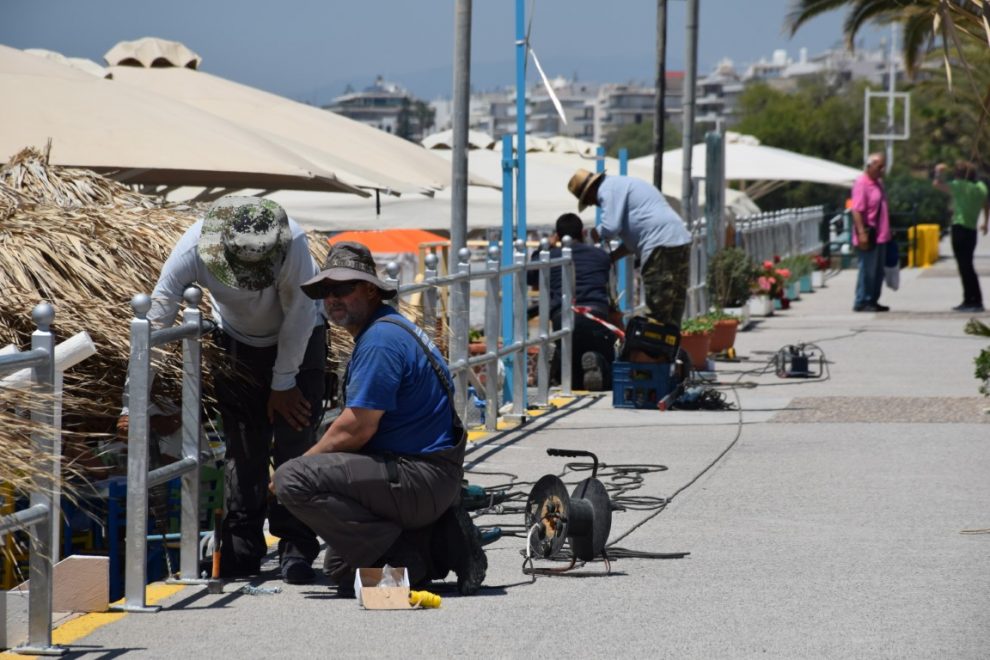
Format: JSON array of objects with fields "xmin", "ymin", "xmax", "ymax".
[
  {"xmin": 617, "ymin": 148, "xmax": 631, "ymax": 312},
  {"xmin": 501, "ymin": 134, "xmax": 515, "ymax": 403},
  {"xmin": 595, "ymin": 145, "xmax": 605, "ymax": 227}
]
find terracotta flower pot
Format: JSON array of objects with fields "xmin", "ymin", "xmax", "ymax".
[
  {"xmin": 708, "ymin": 318, "xmax": 739, "ymax": 354},
  {"xmin": 679, "ymin": 331, "xmax": 711, "ymax": 370}
]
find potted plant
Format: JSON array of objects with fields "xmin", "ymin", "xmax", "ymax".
[
  {"xmin": 679, "ymin": 315, "xmax": 715, "ymax": 370},
  {"xmin": 779, "ymin": 254, "xmax": 814, "ymax": 295},
  {"xmin": 812, "ymin": 254, "xmax": 830, "ymax": 288},
  {"xmin": 750, "ymin": 260, "xmax": 788, "ymax": 316},
  {"xmin": 704, "ymin": 309, "xmax": 740, "ymax": 355},
  {"xmin": 707, "ymin": 247, "xmax": 757, "ymax": 326}
]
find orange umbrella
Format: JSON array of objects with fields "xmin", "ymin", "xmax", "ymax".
[{"xmin": 328, "ymin": 229, "xmax": 448, "ymax": 253}]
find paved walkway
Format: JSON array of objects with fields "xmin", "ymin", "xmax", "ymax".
[{"xmin": 6, "ymin": 237, "xmax": 990, "ymax": 659}]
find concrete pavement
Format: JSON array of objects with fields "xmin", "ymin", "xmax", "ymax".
[{"xmin": 10, "ymin": 236, "xmax": 990, "ymax": 659}]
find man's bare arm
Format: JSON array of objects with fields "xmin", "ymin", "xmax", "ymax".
[{"xmin": 305, "ymin": 407, "xmax": 384, "ymax": 455}]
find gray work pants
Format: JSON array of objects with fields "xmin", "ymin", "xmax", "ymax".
[{"xmin": 273, "ymin": 436, "xmax": 464, "ymax": 578}]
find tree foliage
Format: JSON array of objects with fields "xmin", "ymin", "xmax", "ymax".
[{"xmin": 604, "ymin": 120, "xmax": 681, "ymax": 159}]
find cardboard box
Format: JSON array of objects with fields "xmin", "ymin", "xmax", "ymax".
[{"xmin": 354, "ymin": 566, "xmax": 412, "ymax": 610}]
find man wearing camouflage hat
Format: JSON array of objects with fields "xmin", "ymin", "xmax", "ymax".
[{"xmin": 122, "ymin": 196, "xmax": 326, "ymax": 584}]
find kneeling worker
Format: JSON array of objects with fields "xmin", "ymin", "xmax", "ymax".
[{"xmin": 272, "ymin": 242, "xmax": 487, "ymax": 596}]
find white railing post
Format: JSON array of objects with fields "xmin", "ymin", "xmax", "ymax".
[{"xmin": 484, "ymin": 246, "xmax": 501, "ymax": 431}]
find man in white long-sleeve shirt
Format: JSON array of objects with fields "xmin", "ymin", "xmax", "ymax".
[{"xmin": 129, "ymin": 196, "xmax": 326, "ymax": 584}]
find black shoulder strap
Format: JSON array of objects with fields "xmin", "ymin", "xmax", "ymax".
[{"xmin": 372, "ymin": 317, "xmax": 465, "ymax": 432}]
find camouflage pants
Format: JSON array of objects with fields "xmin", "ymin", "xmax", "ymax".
[{"xmin": 641, "ymin": 243, "xmax": 691, "ymax": 327}]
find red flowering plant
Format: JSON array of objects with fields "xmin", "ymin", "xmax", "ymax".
[
  {"xmin": 753, "ymin": 258, "xmax": 791, "ymax": 300},
  {"xmin": 813, "ymin": 255, "xmax": 830, "ymax": 272}
]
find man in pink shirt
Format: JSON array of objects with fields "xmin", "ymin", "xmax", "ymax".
[{"xmin": 850, "ymin": 152, "xmax": 892, "ymax": 312}]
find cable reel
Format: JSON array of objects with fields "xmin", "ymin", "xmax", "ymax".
[
  {"xmin": 774, "ymin": 344, "xmax": 824, "ymax": 379},
  {"xmin": 525, "ymin": 449, "xmax": 617, "ymax": 567}
]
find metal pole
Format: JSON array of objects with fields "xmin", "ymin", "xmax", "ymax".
[
  {"xmin": 618, "ymin": 149, "xmax": 631, "ymax": 313},
  {"xmin": 500, "ymin": 134, "xmax": 515, "ymax": 404},
  {"xmin": 559, "ymin": 236, "xmax": 574, "ymax": 396},
  {"xmin": 515, "ymin": 0, "xmax": 528, "ymax": 241},
  {"xmin": 177, "ymin": 287, "xmax": 202, "ymax": 582},
  {"xmin": 681, "ymin": 0, "xmax": 699, "ymax": 226},
  {"xmin": 452, "ymin": 248, "xmax": 472, "ymax": 421},
  {"xmin": 653, "ymin": 0, "xmax": 668, "ymax": 190},
  {"xmin": 705, "ymin": 131, "xmax": 725, "ymax": 260},
  {"xmin": 886, "ymin": 24, "xmax": 896, "ymax": 170},
  {"xmin": 451, "ymin": 0, "xmax": 472, "ymax": 254},
  {"xmin": 511, "ymin": 239, "xmax": 528, "ymax": 419},
  {"xmin": 484, "ymin": 246, "xmax": 501, "ymax": 430},
  {"xmin": 595, "ymin": 145, "xmax": 606, "ymax": 227},
  {"xmin": 536, "ymin": 238, "xmax": 551, "ymax": 406},
  {"xmin": 116, "ymin": 294, "xmax": 159, "ymax": 613},
  {"xmin": 23, "ymin": 302, "xmax": 58, "ymax": 655}
]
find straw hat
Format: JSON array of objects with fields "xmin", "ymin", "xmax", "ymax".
[
  {"xmin": 300, "ymin": 241, "xmax": 397, "ymax": 300},
  {"xmin": 567, "ymin": 168, "xmax": 605, "ymax": 211}
]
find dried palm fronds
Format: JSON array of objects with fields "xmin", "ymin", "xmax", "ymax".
[
  {"xmin": 1, "ymin": 147, "xmax": 198, "ymax": 440},
  {"xmin": 0, "ymin": 145, "xmax": 159, "ymax": 211}
]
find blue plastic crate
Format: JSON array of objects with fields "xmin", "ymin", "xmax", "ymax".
[{"xmin": 612, "ymin": 361, "xmax": 675, "ymax": 409}]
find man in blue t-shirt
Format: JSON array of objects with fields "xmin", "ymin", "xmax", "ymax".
[{"xmin": 273, "ymin": 241, "xmax": 486, "ymax": 596}]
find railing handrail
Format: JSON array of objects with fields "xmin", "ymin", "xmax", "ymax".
[{"xmin": 116, "ymin": 286, "xmax": 209, "ymax": 613}]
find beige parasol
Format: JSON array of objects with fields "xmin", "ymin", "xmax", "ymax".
[
  {"xmin": 0, "ymin": 44, "xmax": 369, "ymax": 195},
  {"xmin": 105, "ymin": 38, "xmax": 496, "ymax": 194}
]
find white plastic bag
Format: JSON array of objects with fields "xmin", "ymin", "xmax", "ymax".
[{"xmin": 884, "ymin": 241, "xmax": 900, "ymax": 291}]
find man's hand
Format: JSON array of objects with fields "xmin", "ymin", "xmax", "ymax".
[
  {"xmin": 267, "ymin": 387, "xmax": 312, "ymax": 431},
  {"xmin": 855, "ymin": 227, "xmax": 871, "ymax": 251},
  {"xmin": 589, "ymin": 227, "xmax": 601, "ymax": 244}
]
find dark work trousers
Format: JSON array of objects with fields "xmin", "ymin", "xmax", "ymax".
[
  {"xmin": 551, "ymin": 309, "xmax": 618, "ymax": 390},
  {"xmin": 952, "ymin": 224, "xmax": 983, "ymax": 307},
  {"xmin": 641, "ymin": 244, "xmax": 691, "ymax": 327},
  {"xmin": 273, "ymin": 434, "xmax": 464, "ymax": 583},
  {"xmin": 213, "ymin": 324, "xmax": 326, "ymax": 574}
]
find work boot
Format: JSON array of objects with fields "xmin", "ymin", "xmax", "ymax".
[
  {"xmin": 581, "ymin": 351, "xmax": 606, "ymax": 391},
  {"xmin": 434, "ymin": 504, "xmax": 487, "ymax": 595},
  {"xmin": 280, "ymin": 556, "xmax": 315, "ymax": 585}
]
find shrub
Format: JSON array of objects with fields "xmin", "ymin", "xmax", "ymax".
[{"xmin": 707, "ymin": 247, "xmax": 758, "ymax": 309}]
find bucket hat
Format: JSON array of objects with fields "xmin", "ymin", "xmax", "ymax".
[
  {"xmin": 300, "ymin": 241, "xmax": 397, "ymax": 300},
  {"xmin": 199, "ymin": 196, "xmax": 290, "ymax": 291},
  {"xmin": 567, "ymin": 168, "xmax": 605, "ymax": 212}
]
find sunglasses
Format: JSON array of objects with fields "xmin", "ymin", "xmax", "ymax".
[{"xmin": 319, "ymin": 280, "xmax": 361, "ymax": 298}]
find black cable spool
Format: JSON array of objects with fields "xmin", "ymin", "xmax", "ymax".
[{"xmin": 525, "ymin": 449, "xmax": 614, "ymax": 562}]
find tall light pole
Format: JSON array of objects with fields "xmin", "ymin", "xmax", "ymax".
[
  {"xmin": 681, "ymin": 0, "xmax": 699, "ymax": 225},
  {"xmin": 653, "ymin": 0, "xmax": 668, "ymax": 191},
  {"xmin": 450, "ymin": 0, "xmax": 472, "ymax": 254}
]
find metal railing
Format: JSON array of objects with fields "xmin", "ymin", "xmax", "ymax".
[
  {"xmin": 114, "ymin": 287, "xmax": 212, "ymax": 613},
  {"xmin": 384, "ymin": 238, "xmax": 576, "ymax": 429},
  {"xmin": 735, "ymin": 206, "xmax": 825, "ymax": 263},
  {"xmin": 0, "ymin": 303, "xmax": 60, "ymax": 655}
]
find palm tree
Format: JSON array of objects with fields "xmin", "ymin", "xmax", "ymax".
[{"xmin": 786, "ymin": 1, "xmax": 989, "ymax": 75}]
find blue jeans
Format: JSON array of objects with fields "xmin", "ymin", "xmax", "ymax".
[{"xmin": 854, "ymin": 241, "xmax": 886, "ymax": 308}]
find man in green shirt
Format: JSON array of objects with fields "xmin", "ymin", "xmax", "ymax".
[{"xmin": 934, "ymin": 161, "xmax": 989, "ymax": 312}]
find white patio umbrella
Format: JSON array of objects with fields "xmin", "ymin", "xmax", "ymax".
[
  {"xmin": 632, "ymin": 134, "xmax": 862, "ymax": 201},
  {"xmin": 0, "ymin": 44, "xmax": 368, "ymax": 195},
  {"xmin": 422, "ymin": 129, "xmax": 496, "ymax": 150},
  {"xmin": 106, "ymin": 38, "xmax": 495, "ymax": 194}
]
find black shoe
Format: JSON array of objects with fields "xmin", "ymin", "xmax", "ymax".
[
  {"xmin": 854, "ymin": 304, "xmax": 881, "ymax": 312},
  {"xmin": 436, "ymin": 505, "xmax": 487, "ymax": 595},
  {"xmin": 874, "ymin": 304, "xmax": 889, "ymax": 312},
  {"xmin": 580, "ymin": 351, "xmax": 606, "ymax": 391},
  {"xmin": 953, "ymin": 304, "xmax": 985, "ymax": 313},
  {"xmin": 281, "ymin": 557, "xmax": 315, "ymax": 585}
]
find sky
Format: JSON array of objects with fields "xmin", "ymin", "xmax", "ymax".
[{"xmin": 1, "ymin": 1, "xmax": 891, "ymax": 104}]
